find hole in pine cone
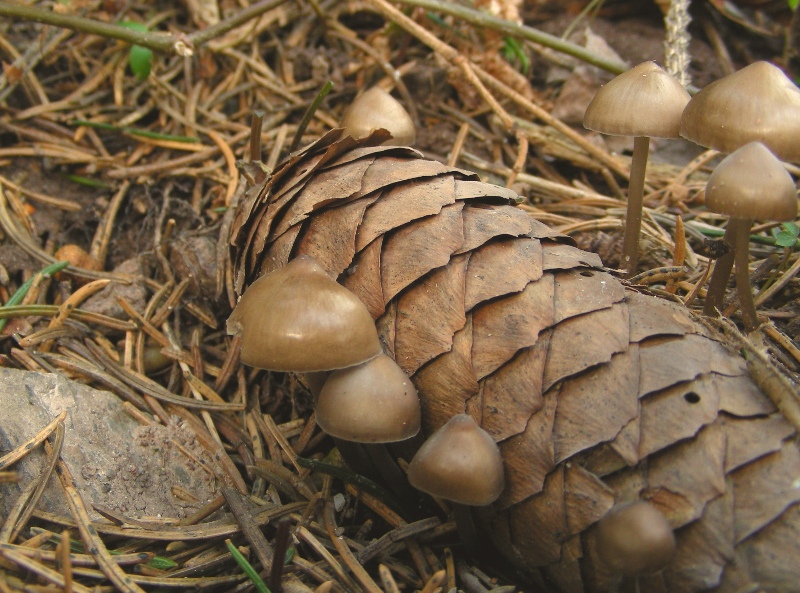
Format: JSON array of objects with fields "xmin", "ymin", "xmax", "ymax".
[
  {"xmin": 580, "ymin": 271, "xmax": 594, "ymax": 277},
  {"xmin": 684, "ymin": 392, "xmax": 701, "ymax": 404}
]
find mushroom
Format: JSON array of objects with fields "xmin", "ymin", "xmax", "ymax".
[
  {"xmin": 595, "ymin": 501, "xmax": 676, "ymax": 577},
  {"xmin": 226, "ymin": 255, "xmax": 382, "ymax": 372},
  {"xmin": 407, "ymin": 414, "xmax": 504, "ymax": 506},
  {"xmin": 680, "ymin": 61, "xmax": 800, "ymax": 317},
  {"xmin": 584, "ymin": 61, "xmax": 690, "ymax": 276},
  {"xmin": 313, "ymin": 355, "xmax": 422, "ymax": 501},
  {"xmin": 702, "ymin": 142, "xmax": 797, "ymax": 330},
  {"xmin": 407, "ymin": 414, "xmax": 504, "ymax": 554},
  {"xmin": 316, "ymin": 353, "xmax": 421, "ymax": 443},
  {"xmin": 340, "ymin": 87, "xmax": 416, "ymax": 146}
]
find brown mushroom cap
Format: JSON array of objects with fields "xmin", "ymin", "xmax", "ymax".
[
  {"xmin": 583, "ymin": 61, "xmax": 690, "ymax": 139},
  {"xmin": 407, "ymin": 414, "xmax": 504, "ymax": 506},
  {"xmin": 315, "ymin": 354, "xmax": 421, "ymax": 443},
  {"xmin": 226, "ymin": 255, "xmax": 382, "ymax": 372},
  {"xmin": 596, "ymin": 501, "xmax": 676, "ymax": 576},
  {"xmin": 680, "ymin": 61, "xmax": 800, "ymax": 161},
  {"xmin": 340, "ymin": 87, "xmax": 416, "ymax": 146},
  {"xmin": 705, "ymin": 142, "xmax": 798, "ymax": 221}
]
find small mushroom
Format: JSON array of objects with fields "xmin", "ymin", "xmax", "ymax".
[
  {"xmin": 407, "ymin": 414, "xmax": 504, "ymax": 507},
  {"xmin": 702, "ymin": 142, "xmax": 797, "ymax": 330},
  {"xmin": 226, "ymin": 255, "xmax": 382, "ymax": 372},
  {"xmin": 584, "ymin": 61, "xmax": 690, "ymax": 276},
  {"xmin": 407, "ymin": 414, "xmax": 504, "ymax": 555},
  {"xmin": 316, "ymin": 353, "xmax": 421, "ymax": 443},
  {"xmin": 340, "ymin": 87, "xmax": 416, "ymax": 146},
  {"xmin": 596, "ymin": 501, "xmax": 676, "ymax": 577}
]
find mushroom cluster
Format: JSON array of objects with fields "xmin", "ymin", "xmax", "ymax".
[
  {"xmin": 227, "ymin": 255, "xmax": 421, "ymax": 443},
  {"xmin": 585, "ymin": 60, "xmax": 799, "ymax": 329},
  {"xmin": 227, "ymin": 254, "xmax": 507, "ymax": 535},
  {"xmin": 679, "ymin": 61, "xmax": 800, "ymax": 329}
]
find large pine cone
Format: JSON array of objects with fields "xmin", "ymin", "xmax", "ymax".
[{"xmin": 229, "ymin": 131, "xmax": 800, "ymax": 592}]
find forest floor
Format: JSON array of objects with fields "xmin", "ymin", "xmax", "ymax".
[{"xmin": 0, "ymin": 0, "xmax": 799, "ymax": 592}]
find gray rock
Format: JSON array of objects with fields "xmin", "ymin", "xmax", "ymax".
[{"xmin": 0, "ymin": 368, "xmax": 218, "ymax": 525}]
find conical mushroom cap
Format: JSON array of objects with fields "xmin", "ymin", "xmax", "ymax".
[
  {"xmin": 584, "ymin": 61, "xmax": 690, "ymax": 138},
  {"xmin": 596, "ymin": 501, "xmax": 676, "ymax": 576},
  {"xmin": 226, "ymin": 255, "xmax": 382, "ymax": 372},
  {"xmin": 705, "ymin": 142, "xmax": 798, "ymax": 221},
  {"xmin": 680, "ymin": 61, "xmax": 800, "ymax": 161},
  {"xmin": 407, "ymin": 414, "xmax": 504, "ymax": 506},
  {"xmin": 340, "ymin": 87, "xmax": 416, "ymax": 146},
  {"xmin": 316, "ymin": 354, "xmax": 421, "ymax": 443}
]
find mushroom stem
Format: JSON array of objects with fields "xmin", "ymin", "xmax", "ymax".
[
  {"xmin": 333, "ymin": 437, "xmax": 379, "ymax": 481},
  {"xmin": 453, "ymin": 503, "xmax": 481, "ymax": 557},
  {"xmin": 730, "ymin": 217, "xmax": 760, "ymax": 331},
  {"xmin": 365, "ymin": 443, "xmax": 419, "ymax": 501},
  {"xmin": 703, "ymin": 224, "xmax": 735, "ymax": 317},
  {"xmin": 621, "ymin": 136, "xmax": 650, "ymax": 277}
]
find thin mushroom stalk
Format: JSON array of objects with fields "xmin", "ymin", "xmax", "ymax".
[
  {"xmin": 620, "ymin": 136, "xmax": 651, "ymax": 276},
  {"xmin": 702, "ymin": 226, "xmax": 735, "ymax": 317},
  {"xmin": 452, "ymin": 503, "xmax": 481, "ymax": 557},
  {"xmin": 730, "ymin": 217, "xmax": 758, "ymax": 330}
]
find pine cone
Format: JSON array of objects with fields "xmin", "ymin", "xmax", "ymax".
[{"xmin": 229, "ymin": 131, "xmax": 800, "ymax": 592}]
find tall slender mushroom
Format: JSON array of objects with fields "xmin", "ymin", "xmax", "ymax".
[
  {"xmin": 680, "ymin": 61, "xmax": 800, "ymax": 317},
  {"xmin": 702, "ymin": 142, "xmax": 797, "ymax": 330},
  {"xmin": 584, "ymin": 61, "xmax": 690, "ymax": 276}
]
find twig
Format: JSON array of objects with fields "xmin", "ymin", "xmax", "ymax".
[
  {"xmin": 222, "ymin": 487, "xmax": 274, "ymax": 570},
  {"xmin": 755, "ymin": 255, "xmax": 800, "ymax": 307},
  {"xmin": 0, "ymin": 0, "xmax": 291, "ymax": 56},
  {"xmin": 323, "ymin": 500, "xmax": 383, "ymax": 593},
  {"xmin": 0, "ymin": 423, "xmax": 65, "ymax": 543},
  {"xmin": 296, "ymin": 525, "xmax": 360, "ymax": 591},
  {"xmin": 0, "ymin": 412, "xmax": 66, "ymax": 470},
  {"xmin": 664, "ymin": 0, "xmax": 692, "ymax": 87},
  {"xmin": 290, "ymin": 81, "xmax": 334, "ymax": 152},
  {"xmin": 391, "ymin": 0, "xmax": 628, "ymax": 75},
  {"xmin": 270, "ymin": 518, "xmax": 292, "ymax": 593},
  {"xmin": 420, "ymin": 569, "xmax": 447, "ymax": 593},
  {"xmin": 55, "ymin": 459, "xmax": 147, "ymax": 593},
  {"xmin": 0, "ymin": 546, "xmax": 94, "ymax": 593}
]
